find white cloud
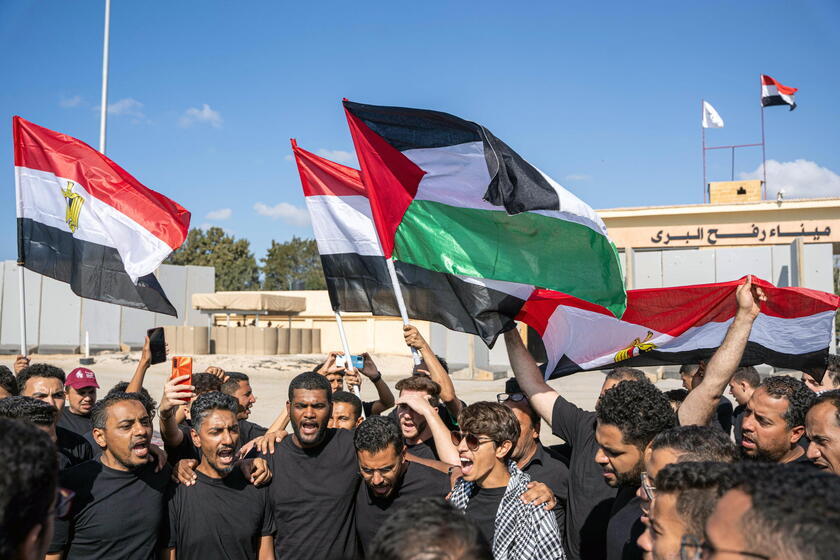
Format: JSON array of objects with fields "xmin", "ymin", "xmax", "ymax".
[
  {"xmin": 316, "ymin": 148, "xmax": 357, "ymax": 166},
  {"xmin": 205, "ymin": 208, "xmax": 232, "ymax": 220},
  {"xmin": 564, "ymin": 173, "xmax": 591, "ymax": 181},
  {"xmin": 60, "ymin": 95, "xmax": 83, "ymax": 108},
  {"xmin": 106, "ymin": 98, "xmax": 145, "ymax": 118},
  {"xmin": 739, "ymin": 159, "xmax": 840, "ymax": 199},
  {"xmin": 253, "ymin": 202, "xmax": 310, "ymax": 226},
  {"xmin": 179, "ymin": 104, "xmax": 223, "ymax": 128}
]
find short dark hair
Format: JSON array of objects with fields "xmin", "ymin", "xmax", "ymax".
[
  {"xmin": 809, "ymin": 389, "xmax": 840, "ymax": 425},
  {"xmin": 368, "ymin": 497, "xmax": 492, "ymax": 560},
  {"xmin": 416, "ymin": 354, "xmax": 449, "ymax": 374},
  {"xmin": 825, "ymin": 354, "xmax": 840, "ymax": 387},
  {"xmin": 91, "ymin": 392, "xmax": 149, "ymax": 430},
  {"xmin": 395, "ymin": 375, "xmax": 441, "ymax": 400},
  {"xmin": 221, "ymin": 371, "xmax": 249, "ymax": 395},
  {"xmin": 354, "ymin": 416, "xmax": 404, "ymax": 456},
  {"xmin": 732, "ymin": 366, "xmax": 761, "ymax": 388},
  {"xmin": 106, "ymin": 383, "xmax": 157, "ymax": 419},
  {"xmin": 17, "ymin": 363, "xmax": 66, "ymax": 393},
  {"xmin": 596, "ymin": 380, "xmax": 675, "ymax": 448},
  {"xmin": 605, "ymin": 367, "xmax": 648, "ymax": 383},
  {"xmin": 333, "ymin": 390, "xmax": 362, "ymax": 419},
  {"xmin": 459, "ymin": 402, "xmax": 520, "ymax": 458},
  {"xmin": 190, "ymin": 391, "xmax": 239, "ymax": 431},
  {"xmin": 193, "ymin": 372, "xmax": 223, "ymax": 395},
  {"xmin": 288, "ymin": 371, "xmax": 332, "ymax": 403},
  {"xmin": 655, "ymin": 461, "xmax": 737, "ymax": 539},
  {"xmin": 664, "ymin": 388, "xmax": 688, "ymax": 404},
  {"xmin": 0, "ymin": 396, "xmax": 57, "ymax": 426},
  {"xmin": 0, "ymin": 365, "xmax": 18, "ymax": 396},
  {"xmin": 760, "ymin": 375, "xmax": 814, "ymax": 428},
  {"xmin": 719, "ymin": 463, "xmax": 840, "ymax": 559},
  {"xmin": 0, "ymin": 418, "xmax": 58, "ymax": 559},
  {"xmin": 679, "ymin": 364, "xmax": 700, "ymax": 376},
  {"xmin": 650, "ymin": 425, "xmax": 738, "ymax": 463}
]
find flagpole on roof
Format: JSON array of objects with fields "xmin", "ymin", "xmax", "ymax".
[
  {"xmin": 98, "ymin": 0, "xmax": 111, "ymax": 154},
  {"xmin": 759, "ymin": 76, "xmax": 767, "ymax": 199},
  {"xmin": 701, "ymin": 99, "xmax": 707, "ymax": 203}
]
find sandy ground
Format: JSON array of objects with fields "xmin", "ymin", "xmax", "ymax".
[{"xmin": 3, "ymin": 351, "xmax": 685, "ymax": 445}]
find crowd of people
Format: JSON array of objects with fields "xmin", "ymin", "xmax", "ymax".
[{"xmin": 2, "ymin": 277, "xmax": 840, "ymax": 560}]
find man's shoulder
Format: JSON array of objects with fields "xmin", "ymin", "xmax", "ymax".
[
  {"xmin": 59, "ymin": 458, "xmax": 102, "ymax": 487},
  {"xmin": 57, "ymin": 425, "xmax": 90, "ymax": 447}
]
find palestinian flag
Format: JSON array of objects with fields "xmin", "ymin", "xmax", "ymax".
[
  {"xmin": 516, "ymin": 277, "xmax": 840, "ymax": 379},
  {"xmin": 293, "ymin": 140, "xmax": 532, "ymax": 345},
  {"xmin": 761, "ymin": 75, "xmax": 797, "ymax": 110},
  {"xmin": 13, "ymin": 116, "xmax": 190, "ymax": 316},
  {"xmin": 342, "ymin": 100, "xmax": 627, "ymax": 319}
]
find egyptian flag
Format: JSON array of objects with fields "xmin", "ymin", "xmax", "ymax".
[
  {"xmin": 13, "ymin": 117, "xmax": 190, "ymax": 316},
  {"xmin": 343, "ymin": 100, "xmax": 627, "ymax": 319},
  {"xmin": 761, "ymin": 75, "xmax": 797, "ymax": 110},
  {"xmin": 516, "ymin": 277, "xmax": 840, "ymax": 379},
  {"xmin": 293, "ymin": 140, "xmax": 532, "ymax": 345}
]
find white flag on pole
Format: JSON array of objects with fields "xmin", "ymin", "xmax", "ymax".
[{"xmin": 702, "ymin": 101, "xmax": 724, "ymax": 128}]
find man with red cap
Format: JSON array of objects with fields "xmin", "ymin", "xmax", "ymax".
[{"xmin": 57, "ymin": 367, "xmax": 99, "ymax": 446}]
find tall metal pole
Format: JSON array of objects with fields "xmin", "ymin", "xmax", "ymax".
[
  {"xmin": 701, "ymin": 100, "xmax": 707, "ymax": 203},
  {"xmin": 385, "ymin": 258, "xmax": 422, "ymax": 365},
  {"xmin": 760, "ymin": 105, "xmax": 767, "ymax": 200},
  {"xmin": 99, "ymin": 0, "xmax": 111, "ymax": 154}
]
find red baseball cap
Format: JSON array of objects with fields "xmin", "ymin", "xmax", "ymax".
[{"xmin": 66, "ymin": 367, "xmax": 100, "ymax": 390}]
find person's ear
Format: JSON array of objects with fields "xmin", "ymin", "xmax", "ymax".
[
  {"xmin": 92, "ymin": 427, "xmax": 106, "ymax": 449},
  {"xmin": 790, "ymin": 425, "xmax": 806, "ymax": 444},
  {"xmin": 643, "ymin": 441, "xmax": 654, "ymax": 463},
  {"xmin": 496, "ymin": 440, "xmax": 513, "ymax": 459},
  {"xmin": 190, "ymin": 428, "xmax": 201, "ymax": 448},
  {"xmin": 355, "ymin": 416, "xmax": 363, "ymax": 428},
  {"xmin": 285, "ymin": 401, "xmax": 291, "ymax": 416},
  {"xmin": 20, "ymin": 521, "xmax": 46, "ymax": 560}
]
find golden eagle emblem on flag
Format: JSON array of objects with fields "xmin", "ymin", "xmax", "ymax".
[
  {"xmin": 614, "ymin": 331, "xmax": 657, "ymax": 362},
  {"xmin": 61, "ymin": 181, "xmax": 84, "ymax": 233}
]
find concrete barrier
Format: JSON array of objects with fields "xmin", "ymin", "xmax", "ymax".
[
  {"xmin": 300, "ymin": 328, "xmax": 313, "ymax": 354},
  {"xmin": 311, "ymin": 329, "xmax": 321, "ymax": 354},
  {"xmin": 289, "ymin": 328, "xmax": 302, "ymax": 354},
  {"xmin": 277, "ymin": 328, "xmax": 290, "ymax": 354},
  {"xmin": 210, "ymin": 327, "xmax": 228, "ymax": 354},
  {"xmin": 232, "ymin": 327, "xmax": 248, "ymax": 355},
  {"xmin": 246, "ymin": 327, "xmax": 278, "ymax": 355}
]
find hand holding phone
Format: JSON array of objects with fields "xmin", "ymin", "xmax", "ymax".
[
  {"xmin": 170, "ymin": 357, "xmax": 193, "ymax": 402},
  {"xmin": 147, "ymin": 327, "xmax": 167, "ymax": 365}
]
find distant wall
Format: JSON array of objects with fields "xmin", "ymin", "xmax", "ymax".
[{"xmin": 0, "ymin": 261, "xmax": 214, "ymax": 353}]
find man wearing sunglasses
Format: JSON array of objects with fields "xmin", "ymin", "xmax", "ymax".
[
  {"xmin": 449, "ymin": 402, "xmax": 565, "ymax": 560},
  {"xmin": 498, "ymin": 378, "xmax": 570, "ymax": 533},
  {"xmin": 704, "ymin": 463, "xmax": 840, "ymax": 560},
  {"xmin": 0, "ymin": 417, "xmax": 59, "ymax": 560}
]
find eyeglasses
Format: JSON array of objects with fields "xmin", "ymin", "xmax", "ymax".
[
  {"xmin": 641, "ymin": 471, "xmax": 656, "ymax": 502},
  {"xmin": 451, "ymin": 431, "xmax": 495, "ymax": 451},
  {"xmin": 56, "ymin": 487, "xmax": 75, "ymax": 519},
  {"xmin": 680, "ymin": 535, "xmax": 771, "ymax": 560},
  {"xmin": 496, "ymin": 392, "xmax": 527, "ymax": 403}
]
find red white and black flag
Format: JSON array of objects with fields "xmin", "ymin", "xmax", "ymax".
[
  {"xmin": 761, "ymin": 75, "xmax": 797, "ymax": 110},
  {"xmin": 13, "ymin": 116, "xmax": 191, "ymax": 316},
  {"xmin": 516, "ymin": 277, "xmax": 839, "ymax": 379}
]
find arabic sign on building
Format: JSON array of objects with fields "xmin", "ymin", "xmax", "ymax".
[{"xmin": 648, "ymin": 223, "xmax": 832, "ymax": 246}]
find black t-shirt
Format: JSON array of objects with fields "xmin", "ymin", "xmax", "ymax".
[
  {"xmin": 356, "ymin": 460, "xmax": 450, "ymax": 554},
  {"xmin": 715, "ymin": 397, "xmax": 733, "ymax": 434},
  {"xmin": 551, "ymin": 396, "xmax": 617, "ymax": 560},
  {"xmin": 464, "ymin": 485, "xmax": 507, "ymax": 545},
  {"xmin": 239, "ymin": 419, "xmax": 267, "ymax": 443},
  {"xmin": 58, "ymin": 408, "xmax": 92, "ymax": 437},
  {"xmin": 57, "ymin": 426, "xmax": 94, "ymax": 470},
  {"xmin": 406, "ymin": 438, "xmax": 440, "ymax": 461},
  {"xmin": 732, "ymin": 404, "xmax": 746, "ymax": 446},
  {"xmin": 165, "ymin": 423, "xmax": 201, "ymax": 465},
  {"xmin": 49, "ymin": 460, "xmax": 171, "ymax": 559},
  {"xmin": 264, "ymin": 428, "xmax": 360, "ymax": 560},
  {"xmin": 167, "ymin": 469, "xmax": 275, "ymax": 559},
  {"xmin": 606, "ymin": 485, "xmax": 644, "ymax": 560},
  {"xmin": 521, "ymin": 443, "xmax": 570, "ymax": 535}
]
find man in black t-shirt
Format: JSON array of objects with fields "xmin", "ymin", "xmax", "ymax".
[
  {"xmin": 594, "ymin": 381, "xmax": 675, "ymax": 560},
  {"xmin": 166, "ymin": 391, "xmax": 275, "ymax": 559},
  {"xmin": 48, "ymin": 392, "xmax": 171, "ymax": 560},
  {"xmin": 392, "ymin": 375, "xmax": 460, "ymax": 465},
  {"xmin": 727, "ymin": 366, "xmax": 760, "ymax": 446},
  {"xmin": 353, "ymin": 416, "xmax": 451, "ymax": 555},
  {"xmin": 221, "ymin": 371, "xmax": 269, "ymax": 442},
  {"xmin": 262, "ymin": 371, "xmax": 360, "ymax": 560},
  {"xmin": 330, "ymin": 390, "xmax": 364, "ymax": 430},
  {"xmin": 0, "ymin": 395, "xmax": 92, "ymax": 470},
  {"xmin": 57, "ymin": 367, "xmax": 99, "ymax": 446}
]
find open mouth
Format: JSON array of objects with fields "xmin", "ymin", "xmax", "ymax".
[
  {"xmin": 131, "ymin": 441, "xmax": 149, "ymax": 458},
  {"xmin": 217, "ymin": 447, "xmax": 235, "ymax": 465},
  {"xmin": 459, "ymin": 455, "xmax": 474, "ymax": 476},
  {"xmin": 741, "ymin": 435, "xmax": 756, "ymax": 449},
  {"xmin": 300, "ymin": 421, "xmax": 319, "ymax": 437},
  {"xmin": 372, "ymin": 484, "xmax": 391, "ymax": 496}
]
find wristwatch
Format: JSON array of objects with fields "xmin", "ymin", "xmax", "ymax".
[{"xmin": 370, "ymin": 372, "xmax": 382, "ymax": 383}]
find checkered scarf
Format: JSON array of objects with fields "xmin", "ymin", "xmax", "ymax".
[{"xmin": 449, "ymin": 461, "xmax": 565, "ymax": 560}]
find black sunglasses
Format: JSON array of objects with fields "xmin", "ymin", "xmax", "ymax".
[
  {"xmin": 451, "ymin": 431, "xmax": 495, "ymax": 451},
  {"xmin": 496, "ymin": 392, "xmax": 527, "ymax": 403}
]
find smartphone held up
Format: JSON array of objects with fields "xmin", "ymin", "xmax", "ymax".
[{"xmin": 170, "ymin": 356, "xmax": 193, "ymax": 402}]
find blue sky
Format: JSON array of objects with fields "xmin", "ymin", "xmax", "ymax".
[{"xmin": 2, "ymin": 1, "xmax": 839, "ymax": 264}]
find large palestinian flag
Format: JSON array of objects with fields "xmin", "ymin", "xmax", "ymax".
[
  {"xmin": 293, "ymin": 141, "xmax": 532, "ymax": 345},
  {"xmin": 516, "ymin": 277, "xmax": 840, "ymax": 379},
  {"xmin": 342, "ymin": 100, "xmax": 627, "ymax": 319},
  {"xmin": 13, "ymin": 116, "xmax": 190, "ymax": 315}
]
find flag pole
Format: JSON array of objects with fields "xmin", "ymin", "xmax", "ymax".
[
  {"xmin": 701, "ymin": 99, "xmax": 707, "ymax": 203},
  {"xmin": 17, "ymin": 265, "xmax": 27, "ymax": 357},
  {"xmin": 98, "ymin": 0, "xmax": 111, "ymax": 154},
  {"xmin": 334, "ymin": 309, "xmax": 364, "ymax": 417},
  {"xmin": 386, "ymin": 257, "xmax": 422, "ymax": 365},
  {"xmin": 760, "ymin": 106, "xmax": 767, "ymax": 200}
]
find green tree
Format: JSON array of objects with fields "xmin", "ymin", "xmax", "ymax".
[
  {"xmin": 166, "ymin": 227, "xmax": 260, "ymax": 291},
  {"xmin": 261, "ymin": 236, "xmax": 326, "ymax": 290}
]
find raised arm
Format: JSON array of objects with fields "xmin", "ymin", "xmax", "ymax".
[
  {"xmin": 396, "ymin": 392, "xmax": 460, "ymax": 466},
  {"xmin": 679, "ymin": 276, "xmax": 764, "ymax": 427},
  {"xmin": 345, "ymin": 353, "xmax": 395, "ymax": 414},
  {"xmin": 127, "ymin": 336, "xmax": 153, "ymax": 393},
  {"xmin": 404, "ymin": 324, "xmax": 463, "ymax": 420},
  {"xmin": 158, "ymin": 375, "xmax": 194, "ymax": 448},
  {"xmin": 504, "ymin": 329, "xmax": 558, "ymax": 426}
]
